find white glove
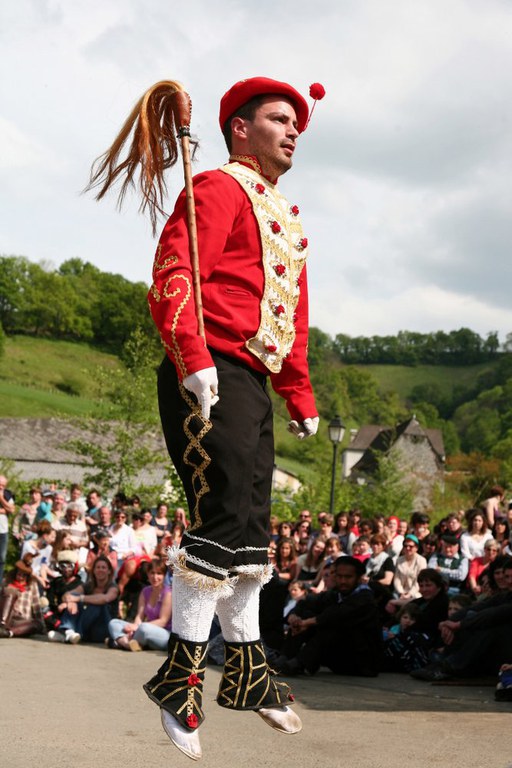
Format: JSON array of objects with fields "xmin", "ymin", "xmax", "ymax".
[
  {"xmin": 182, "ymin": 367, "xmax": 219, "ymax": 420},
  {"xmin": 287, "ymin": 416, "xmax": 319, "ymax": 440}
]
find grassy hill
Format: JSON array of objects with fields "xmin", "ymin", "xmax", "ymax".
[
  {"xmin": 0, "ymin": 336, "xmax": 121, "ymax": 418},
  {"xmin": 356, "ymin": 362, "xmax": 497, "ymax": 400}
]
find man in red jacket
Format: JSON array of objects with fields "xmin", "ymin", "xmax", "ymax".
[{"xmin": 89, "ymin": 75, "xmax": 321, "ymax": 760}]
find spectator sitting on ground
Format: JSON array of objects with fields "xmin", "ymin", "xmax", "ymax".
[
  {"xmin": 481, "ymin": 485, "xmax": 506, "ymax": 529},
  {"xmin": 492, "ymin": 518, "xmax": 510, "ymax": 550},
  {"xmin": 107, "ymin": 559, "xmax": 172, "ymax": 651},
  {"xmin": 294, "ymin": 534, "xmax": 327, "ymax": 584},
  {"xmin": 45, "ymin": 550, "xmax": 83, "ymax": 633},
  {"xmin": 85, "ymin": 531, "xmax": 118, "ymax": 575},
  {"xmin": 411, "ymin": 557, "xmax": 512, "ymax": 682},
  {"xmin": 67, "ymin": 483, "xmax": 87, "ymax": 515},
  {"xmin": 152, "ymin": 502, "xmax": 171, "ymax": 542},
  {"xmin": 428, "ymin": 534, "xmax": 469, "ymax": 596},
  {"xmin": 274, "ymin": 537, "xmax": 298, "ymax": 585},
  {"xmin": 109, "ymin": 508, "xmax": 137, "ymax": 573},
  {"xmin": 137, "ymin": 508, "xmax": 158, "ymax": 556},
  {"xmin": 445, "ymin": 512, "xmax": 464, "ymax": 542},
  {"xmin": 447, "ymin": 593, "xmax": 473, "ymax": 618},
  {"xmin": 53, "ymin": 503, "xmax": 89, "ymax": 559},
  {"xmin": 283, "ymin": 580, "xmax": 308, "ymax": 623},
  {"xmin": 277, "ymin": 520, "xmax": 293, "ymax": 540},
  {"xmin": 352, "ymin": 535, "xmax": 372, "ymax": 564},
  {"xmin": 21, "ymin": 520, "xmax": 56, "ymax": 591},
  {"xmin": 385, "ymin": 568, "xmax": 449, "ymax": 652},
  {"xmin": 170, "ymin": 521, "xmax": 185, "ymax": 548},
  {"xmin": 278, "ymin": 556, "xmax": 382, "ymax": 677},
  {"xmin": 334, "ymin": 511, "xmax": 356, "ymax": 555},
  {"xmin": 308, "ymin": 561, "xmax": 337, "ymax": 595},
  {"xmin": 460, "ymin": 509, "xmax": 493, "ymax": 560},
  {"xmin": 467, "ymin": 539, "xmax": 499, "ymax": 596},
  {"xmin": 385, "ymin": 515, "xmax": 404, "ymax": 562},
  {"xmin": 292, "ymin": 520, "xmax": 312, "ymax": 554},
  {"xmin": 316, "ymin": 513, "xmax": 334, "ymax": 540},
  {"xmin": 359, "ymin": 519, "xmax": 377, "ymax": 538},
  {"xmin": 410, "ymin": 512, "xmax": 431, "ymax": 553},
  {"xmin": 420, "ymin": 533, "xmax": 439, "ymax": 564},
  {"xmin": 48, "ymin": 555, "xmax": 119, "ymax": 644},
  {"xmin": 91, "ymin": 506, "xmax": 113, "ymax": 545},
  {"xmin": 392, "ymin": 534, "xmax": 428, "ymax": 604},
  {"xmin": 0, "ymin": 554, "xmax": 45, "ymax": 639},
  {"xmin": 84, "ymin": 489, "xmax": 103, "ymax": 528}
]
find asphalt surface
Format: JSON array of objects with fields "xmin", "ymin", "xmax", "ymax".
[{"xmin": 1, "ymin": 637, "xmax": 510, "ymax": 768}]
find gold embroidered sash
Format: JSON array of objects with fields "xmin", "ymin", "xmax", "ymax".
[{"xmin": 220, "ymin": 162, "xmax": 308, "ymax": 374}]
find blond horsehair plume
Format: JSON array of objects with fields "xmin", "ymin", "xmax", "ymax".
[{"xmin": 85, "ymin": 80, "xmax": 193, "ymax": 235}]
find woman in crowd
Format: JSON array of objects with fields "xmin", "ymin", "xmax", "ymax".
[
  {"xmin": 460, "ymin": 509, "xmax": 492, "ymax": 560},
  {"xmin": 392, "ymin": 534, "xmax": 427, "ymax": 603},
  {"xmin": 292, "ymin": 519, "xmax": 312, "ymax": 550},
  {"xmin": 108, "ymin": 559, "xmax": 172, "ymax": 651},
  {"xmin": 0, "ymin": 555, "xmax": 45, "ymax": 638},
  {"xmin": 467, "ymin": 539, "xmax": 499, "ymax": 596},
  {"xmin": 109, "ymin": 508, "xmax": 137, "ymax": 571},
  {"xmin": 492, "ymin": 518, "xmax": 510, "ymax": 550},
  {"xmin": 334, "ymin": 511, "xmax": 356, "ymax": 554},
  {"xmin": 85, "ymin": 531, "xmax": 118, "ymax": 574},
  {"xmin": 482, "ymin": 485, "xmax": 506, "ymax": 528},
  {"xmin": 152, "ymin": 502, "xmax": 171, "ymax": 543},
  {"xmin": 274, "ymin": 537, "xmax": 298, "ymax": 585},
  {"xmin": 294, "ymin": 535, "xmax": 328, "ymax": 583},
  {"xmin": 48, "ymin": 555, "xmax": 119, "ymax": 644},
  {"xmin": 365, "ymin": 534, "xmax": 395, "ymax": 588},
  {"xmin": 386, "ymin": 515, "xmax": 405, "ymax": 561},
  {"xmin": 277, "ymin": 520, "xmax": 293, "ymax": 540}
]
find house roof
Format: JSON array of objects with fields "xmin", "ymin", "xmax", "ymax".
[{"xmin": 347, "ymin": 416, "xmax": 445, "ymax": 475}]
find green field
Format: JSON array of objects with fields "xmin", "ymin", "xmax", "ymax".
[
  {"xmin": 357, "ymin": 362, "xmax": 497, "ymax": 399},
  {"xmin": 0, "ymin": 336, "xmax": 121, "ymax": 418}
]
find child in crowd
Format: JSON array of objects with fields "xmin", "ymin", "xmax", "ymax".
[{"xmin": 381, "ymin": 603, "xmax": 430, "ymax": 672}]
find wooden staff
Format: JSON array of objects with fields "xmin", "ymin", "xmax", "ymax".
[{"xmin": 170, "ymin": 90, "xmax": 206, "ymax": 344}]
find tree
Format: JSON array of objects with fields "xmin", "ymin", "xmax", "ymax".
[{"xmin": 66, "ymin": 327, "xmax": 176, "ymax": 500}]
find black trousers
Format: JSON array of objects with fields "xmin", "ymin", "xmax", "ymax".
[{"xmin": 158, "ymin": 351, "xmax": 274, "ymax": 580}]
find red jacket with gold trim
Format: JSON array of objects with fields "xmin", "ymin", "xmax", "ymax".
[{"xmin": 148, "ymin": 166, "xmax": 318, "ymax": 422}]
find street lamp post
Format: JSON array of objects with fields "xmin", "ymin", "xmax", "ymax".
[{"xmin": 328, "ymin": 415, "xmax": 346, "ymax": 515}]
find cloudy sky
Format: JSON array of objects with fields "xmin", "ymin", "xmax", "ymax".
[{"xmin": 1, "ymin": 0, "xmax": 511, "ymax": 342}]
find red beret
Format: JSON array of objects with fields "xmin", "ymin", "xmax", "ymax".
[{"xmin": 219, "ymin": 77, "xmax": 309, "ymax": 134}]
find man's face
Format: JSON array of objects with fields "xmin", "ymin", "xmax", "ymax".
[
  {"xmin": 335, "ymin": 564, "xmax": 359, "ymax": 595},
  {"xmin": 88, "ymin": 492, "xmax": 100, "ymax": 508},
  {"xmin": 239, "ymin": 97, "xmax": 299, "ymax": 179},
  {"xmin": 503, "ymin": 567, "xmax": 512, "ymax": 591},
  {"xmin": 442, "ymin": 542, "xmax": 458, "ymax": 558},
  {"xmin": 0, "ymin": 476, "xmax": 7, "ymax": 491}
]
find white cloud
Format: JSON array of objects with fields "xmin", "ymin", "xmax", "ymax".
[{"xmin": 1, "ymin": 0, "xmax": 512, "ymax": 341}]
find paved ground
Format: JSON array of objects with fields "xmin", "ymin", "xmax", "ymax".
[{"xmin": 1, "ymin": 637, "xmax": 510, "ymax": 768}]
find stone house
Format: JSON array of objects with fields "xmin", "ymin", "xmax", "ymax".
[{"xmin": 342, "ymin": 416, "xmax": 445, "ymax": 511}]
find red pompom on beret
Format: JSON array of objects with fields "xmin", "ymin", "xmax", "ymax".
[{"xmin": 219, "ymin": 77, "xmax": 310, "ymax": 134}]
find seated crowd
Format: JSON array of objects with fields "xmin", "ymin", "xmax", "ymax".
[{"xmin": 1, "ymin": 481, "xmax": 511, "ymax": 686}]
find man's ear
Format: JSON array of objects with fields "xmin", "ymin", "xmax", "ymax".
[{"xmin": 230, "ymin": 116, "xmax": 249, "ymax": 143}]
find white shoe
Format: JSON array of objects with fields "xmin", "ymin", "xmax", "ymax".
[
  {"xmin": 160, "ymin": 709, "xmax": 202, "ymax": 761},
  {"xmin": 65, "ymin": 630, "xmax": 81, "ymax": 644},
  {"xmin": 257, "ymin": 706, "xmax": 302, "ymax": 734},
  {"xmin": 48, "ymin": 630, "xmax": 65, "ymax": 643}
]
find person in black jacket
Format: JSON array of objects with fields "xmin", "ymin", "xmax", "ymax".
[
  {"xmin": 412, "ymin": 557, "xmax": 512, "ymax": 680},
  {"xmin": 277, "ymin": 556, "xmax": 381, "ymax": 676}
]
